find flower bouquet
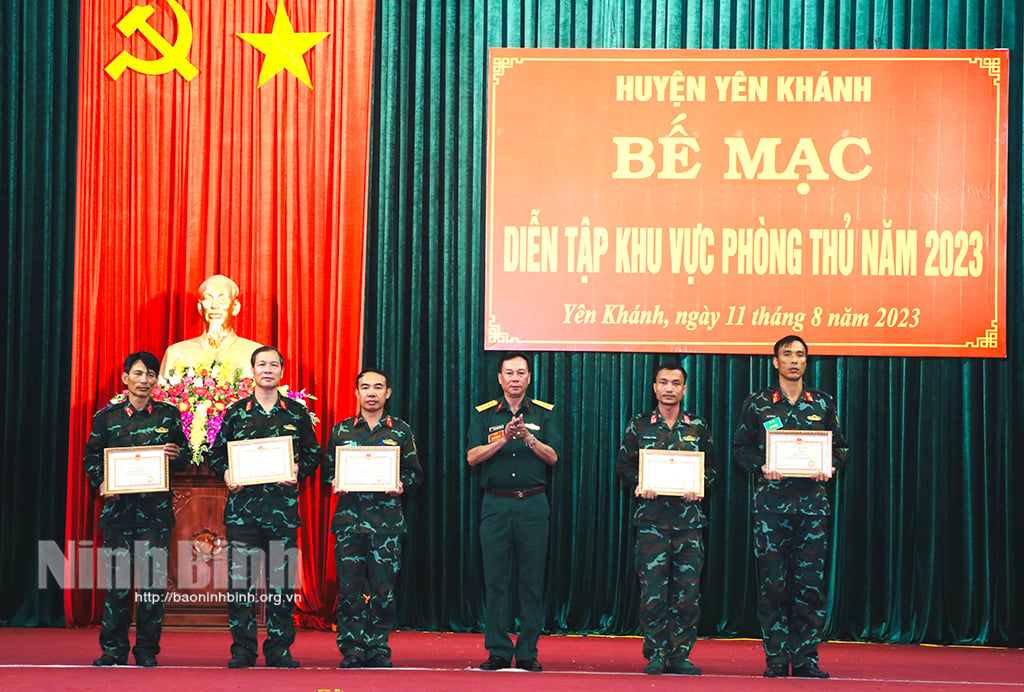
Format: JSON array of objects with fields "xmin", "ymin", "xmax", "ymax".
[{"xmin": 153, "ymin": 358, "xmax": 254, "ymax": 465}]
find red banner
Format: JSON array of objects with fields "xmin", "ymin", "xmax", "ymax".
[
  {"xmin": 67, "ymin": 0, "xmax": 374, "ymax": 626},
  {"xmin": 485, "ymin": 49, "xmax": 1008, "ymax": 356}
]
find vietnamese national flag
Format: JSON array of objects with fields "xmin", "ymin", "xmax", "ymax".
[{"xmin": 65, "ymin": 0, "xmax": 373, "ymax": 626}]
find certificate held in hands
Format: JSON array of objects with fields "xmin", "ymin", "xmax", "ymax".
[
  {"xmin": 766, "ymin": 430, "xmax": 832, "ymax": 477},
  {"xmin": 334, "ymin": 446, "xmax": 400, "ymax": 492},
  {"xmin": 227, "ymin": 436, "xmax": 296, "ymax": 486},
  {"xmin": 104, "ymin": 445, "xmax": 169, "ymax": 495},
  {"xmin": 638, "ymin": 449, "xmax": 705, "ymax": 498}
]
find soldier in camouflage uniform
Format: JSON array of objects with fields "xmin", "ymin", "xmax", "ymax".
[
  {"xmin": 209, "ymin": 346, "xmax": 320, "ymax": 669},
  {"xmin": 83, "ymin": 351, "xmax": 190, "ymax": 667},
  {"xmin": 732, "ymin": 335, "xmax": 848, "ymax": 679},
  {"xmin": 467, "ymin": 352, "xmax": 561, "ymax": 673},
  {"xmin": 322, "ymin": 368, "xmax": 423, "ymax": 669},
  {"xmin": 615, "ymin": 361, "xmax": 716, "ymax": 676}
]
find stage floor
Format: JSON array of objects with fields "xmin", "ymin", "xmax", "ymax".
[{"xmin": 0, "ymin": 628, "xmax": 1020, "ymax": 690}]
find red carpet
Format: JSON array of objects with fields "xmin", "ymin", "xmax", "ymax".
[{"xmin": 0, "ymin": 628, "xmax": 1020, "ymax": 690}]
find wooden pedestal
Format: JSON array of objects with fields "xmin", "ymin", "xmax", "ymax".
[{"xmin": 164, "ymin": 463, "xmax": 230, "ymax": 627}]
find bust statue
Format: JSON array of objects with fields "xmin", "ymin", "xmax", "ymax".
[{"xmin": 161, "ymin": 274, "xmax": 263, "ymax": 378}]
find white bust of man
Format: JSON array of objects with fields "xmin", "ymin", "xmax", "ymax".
[{"xmin": 160, "ymin": 274, "xmax": 263, "ymax": 378}]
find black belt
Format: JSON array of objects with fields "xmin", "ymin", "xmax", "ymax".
[{"xmin": 484, "ymin": 486, "xmax": 546, "ymax": 499}]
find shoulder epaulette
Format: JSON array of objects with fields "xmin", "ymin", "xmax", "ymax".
[
  {"xmin": 475, "ymin": 400, "xmax": 498, "ymax": 412},
  {"xmin": 531, "ymin": 398, "xmax": 554, "ymax": 410}
]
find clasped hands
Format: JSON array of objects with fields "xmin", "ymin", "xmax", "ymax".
[{"xmin": 504, "ymin": 414, "xmax": 530, "ymax": 441}]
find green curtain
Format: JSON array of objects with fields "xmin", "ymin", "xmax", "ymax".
[
  {"xmin": 0, "ymin": 0, "xmax": 77, "ymax": 625},
  {"xmin": 367, "ymin": 0, "xmax": 1023, "ymax": 646}
]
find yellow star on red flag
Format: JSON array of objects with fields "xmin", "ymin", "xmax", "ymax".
[{"xmin": 237, "ymin": 1, "xmax": 329, "ymax": 88}]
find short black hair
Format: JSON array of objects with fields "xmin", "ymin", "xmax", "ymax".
[
  {"xmin": 653, "ymin": 361, "xmax": 687, "ymax": 384},
  {"xmin": 773, "ymin": 334, "xmax": 808, "ymax": 358},
  {"xmin": 123, "ymin": 351, "xmax": 159, "ymax": 374},
  {"xmin": 250, "ymin": 345, "xmax": 283, "ymax": 368},
  {"xmin": 498, "ymin": 351, "xmax": 532, "ymax": 373},
  {"xmin": 356, "ymin": 368, "xmax": 390, "ymax": 388}
]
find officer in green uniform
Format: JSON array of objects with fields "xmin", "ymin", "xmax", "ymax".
[
  {"xmin": 616, "ymin": 361, "xmax": 716, "ymax": 675},
  {"xmin": 732, "ymin": 335, "xmax": 848, "ymax": 679},
  {"xmin": 466, "ymin": 352, "xmax": 561, "ymax": 672},
  {"xmin": 322, "ymin": 368, "xmax": 423, "ymax": 669},
  {"xmin": 209, "ymin": 346, "xmax": 321, "ymax": 669},
  {"xmin": 83, "ymin": 351, "xmax": 190, "ymax": 667}
]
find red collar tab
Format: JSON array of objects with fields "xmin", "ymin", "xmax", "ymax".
[
  {"xmin": 683, "ymin": 414, "xmax": 691, "ymax": 425},
  {"xmin": 385, "ymin": 416, "xmax": 393, "ymax": 428},
  {"xmin": 124, "ymin": 401, "xmax": 153, "ymax": 417},
  {"xmin": 245, "ymin": 400, "xmax": 253, "ymax": 412},
  {"xmin": 804, "ymin": 391, "xmax": 814, "ymax": 402},
  {"xmin": 650, "ymin": 413, "xmax": 658, "ymax": 424},
  {"xmin": 496, "ymin": 401, "xmax": 505, "ymax": 413},
  {"xmin": 772, "ymin": 391, "xmax": 780, "ymax": 403}
]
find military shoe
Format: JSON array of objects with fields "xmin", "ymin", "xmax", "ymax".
[
  {"xmin": 268, "ymin": 654, "xmax": 301, "ymax": 669},
  {"xmin": 92, "ymin": 654, "xmax": 125, "ymax": 667},
  {"xmin": 792, "ymin": 662, "xmax": 830, "ymax": 679},
  {"xmin": 339, "ymin": 656, "xmax": 364, "ymax": 669},
  {"xmin": 365, "ymin": 654, "xmax": 393, "ymax": 668},
  {"xmin": 667, "ymin": 660, "xmax": 701, "ymax": 675},
  {"xmin": 516, "ymin": 658, "xmax": 542, "ymax": 672},
  {"xmin": 134, "ymin": 651, "xmax": 158, "ymax": 667},
  {"xmin": 643, "ymin": 657, "xmax": 667, "ymax": 675},
  {"xmin": 227, "ymin": 654, "xmax": 256, "ymax": 668},
  {"xmin": 479, "ymin": 655, "xmax": 510, "ymax": 671},
  {"xmin": 764, "ymin": 663, "xmax": 789, "ymax": 677}
]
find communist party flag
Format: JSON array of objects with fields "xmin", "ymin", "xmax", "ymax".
[{"xmin": 65, "ymin": 0, "xmax": 373, "ymax": 626}]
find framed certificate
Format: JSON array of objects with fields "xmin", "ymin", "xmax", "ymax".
[
  {"xmin": 334, "ymin": 446, "xmax": 400, "ymax": 492},
  {"xmin": 766, "ymin": 429, "xmax": 833, "ymax": 477},
  {"xmin": 104, "ymin": 445, "xmax": 169, "ymax": 495},
  {"xmin": 638, "ymin": 449, "xmax": 705, "ymax": 498},
  {"xmin": 227, "ymin": 436, "xmax": 295, "ymax": 486}
]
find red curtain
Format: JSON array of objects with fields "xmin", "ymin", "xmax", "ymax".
[{"xmin": 66, "ymin": 0, "xmax": 374, "ymax": 627}]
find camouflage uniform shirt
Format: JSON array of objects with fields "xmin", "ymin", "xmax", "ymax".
[
  {"xmin": 323, "ymin": 413, "xmax": 423, "ymax": 535},
  {"xmin": 209, "ymin": 394, "xmax": 321, "ymax": 529},
  {"xmin": 615, "ymin": 409, "xmax": 717, "ymax": 529},
  {"xmin": 731, "ymin": 386, "xmax": 849, "ymax": 515},
  {"xmin": 83, "ymin": 399, "xmax": 191, "ymax": 530}
]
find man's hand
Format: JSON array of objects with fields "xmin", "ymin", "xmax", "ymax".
[
  {"xmin": 504, "ymin": 414, "xmax": 526, "ymax": 440},
  {"xmin": 223, "ymin": 470, "xmax": 242, "ymax": 493},
  {"xmin": 386, "ymin": 480, "xmax": 405, "ymax": 497},
  {"xmin": 162, "ymin": 443, "xmax": 181, "ymax": 459},
  {"xmin": 635, "ymin": 486, "xmax": 658, "ymax": 500},
  {"xmin": 279, "ymin": 463, "xmax": 300, "ymax": 486},
  {"xmin": 761, "ymin": 464, "xmax": 783, "ymax": 481}
]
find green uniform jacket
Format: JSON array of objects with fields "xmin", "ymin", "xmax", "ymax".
[
  {"xmin": 209, "ymin": 393, "xmax": 321, "ymax": 529},
  {"xmin": 731, "ymin": 385, "xmax": 849, "ymax": 516},
  {"xmin": 322, "ymin": 413, "xmax": 423, "ymax": 535},
  {"xmin": 465, "ymin": 397, "xmax": 561, "ymax": 490},
  {"xmin": 615, "ymin": 408, "xmax": 717, "ymax": 530},
  {"xmin": 83, "ymin": 398, "xmax": 191, "ymax": 530}
]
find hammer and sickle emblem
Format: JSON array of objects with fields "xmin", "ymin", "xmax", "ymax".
[{"xmin": 104, "ymin": 0, "xmax": 198, "ymax": 81}]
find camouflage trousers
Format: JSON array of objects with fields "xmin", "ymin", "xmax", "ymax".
[
  {"xmin": 635, "ymin": 525, "xmax": 703, "ymax": 664},
  {"xmin": 99, "ymin": 526, "xmax": 171, "ymax": 660},
  {"xmin": 226, "ymin": 524, "xmax": 299, "ymax": 664},
  {"xmin": 334, "ymin": 531, "xmax": 402, "ymax": 661},
  {"xmin": 753, "ymin": 514, "xmax": 829, "ymax": 668}
]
